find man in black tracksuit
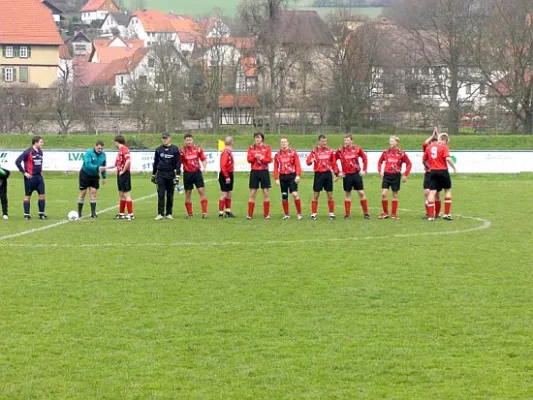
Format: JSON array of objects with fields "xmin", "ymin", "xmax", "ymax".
[
  {"xmin": 0, "ymin": 166, "xmax": 10, "ymax": 220},
  {"xmin": 152, "ymin": 133, "xmax": 181, "ymax": 220}
]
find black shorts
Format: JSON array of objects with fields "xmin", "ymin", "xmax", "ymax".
[
  {"xmin": 249, "ymin": 170, "xmax": 271, "ymax": 189},
  {"xmin": 117, "ymin": 171, "xmax": 132, "ymax": 192},
  {"xmin": 79, "ymin": 169, "xmax": 100, "ymax": 190},
  {"xmin": 382, "ymin": 172, "xmax": 401, "ymax": 192},
  {"xmin": 184, "ymin": 170, "xmax": 205, "ymax": 191},
  {"xmin": 424, "ymin": 172, "xmax": 442, "ymax": 191},
  {"xmin": 343, "ymin": 173, "xmax": 364, "ymax": 192},
  {"xmin": 280, "ymin": 173, "xmax": 298, "ymax": 194},
  {"xmin": 24, "ymin": 175, "xmax": 45, "ymax": 196},
  {"xmin": 219, "ymin": 172, "xmax": 234, "ymax": 192},
  {"xmin": 313, "ymin": 171, "xmax": 333, "ymax": 192},
  {"xmin": 429, "ymin": 170, "xmax": 452, "ymax": 191}
]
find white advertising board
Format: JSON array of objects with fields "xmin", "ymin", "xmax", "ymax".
[{"xmin": 0, "ymin": 149, "xmax": 532, "ymax": 174}]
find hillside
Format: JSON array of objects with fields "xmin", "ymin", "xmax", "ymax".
[{"xmin": 57, "ymin": 0, "xmax": 385, "ymax": 17}]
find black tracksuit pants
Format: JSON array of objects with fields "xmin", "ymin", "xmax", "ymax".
[
  {"xmin": 157, "ymin": 173, "xmax": 175, "ymax": 216},
  {"xmin": 0, "ymin": 169, "xmax": 10, "ymax": 216}
]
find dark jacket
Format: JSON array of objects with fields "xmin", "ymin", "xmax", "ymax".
[{"xmin": 153, "ymin": 145, "xmax": 181, "ymax": 178}]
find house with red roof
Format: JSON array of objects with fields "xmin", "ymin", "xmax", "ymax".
[
  {"xmin": 127, "ymin": 11, "xmax": 230, "ymax": 55},
  {"xmin": 89, "ymin": 37, "xmax": 144, "ymax": 63},
  {"xmin": 75, "ymin": 43, "xmax": 189, "ymax": 104},
  {"xmin": 236, "ymin": 56, "xmax": 258, "ymax": 93},
  {"xmin": 199, "ymin": 37, "xmax": 255, "ymax": 69},
  {"xmin": 81, "ymin": 0, "xmax": 120, "ymax": 26},
  {"xmin": 218, "ymin": 94, "xmax": 260, "ymax": 125},
  {"xmin": 0, "ymin": 0, "xmax": 63, "ymax": 88}
]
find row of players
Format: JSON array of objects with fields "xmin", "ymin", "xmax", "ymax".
[{"xmin": 0, "ymin": 129, "xmax": 456, "ymax": 221}]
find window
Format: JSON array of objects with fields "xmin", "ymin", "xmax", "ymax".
[
  {"xmin": 19, "ymin": 46, "xmax": 28, "ymax": 58},
  {"xmin": 479, "ymin": 83, "xmax": 486, "ymax": 95},
  {"xmin": 5, "ymin": 45, "xmax": 14, "ymax": 58},
  {"xmin": 19, "ymin": 67, "xmax": 28, "ymax": 82},
  {"xmin": 289, "ymin": 81, "xmax": 296, "ymax": 89},
  {"xmin": 4, "ymin": 67, "xmax": 14, "ymax": 82},
  {"xmin": 383, "ymin": 80, "xmax": 395, "ymax": 95},
  {"xmin": 139, "ymin": 75, "xmax": 147, "ymax": 84},
  {"xmin": 466, "ymin": 84, "xmax": 472, "ymax": 95},
  {"xmin": 120, "ymin": 76, "xmax": 124, "ymax": 85},
  {"xmin": 148, "ymin": 58, "xmax": 155, "ymax": 68}
]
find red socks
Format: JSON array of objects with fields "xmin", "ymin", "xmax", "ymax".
[
  {"xmin": 185, "ymin": 202, "xmax": 193, "ymax": 215},
  {"xmin": 225, "ymin": 199, "xmax": 231, "ymax": 210},
  {"xmin": 436, "ymin": 200, "xmax": 442, "ymax": 215},
  {"xmin": 201, "ymin": 199, "xmax": 208, "ymax": 214},
  {"xmin": 248, "ymin": 201, "xmax": 255, "ymax": 217},
  {"xmin": 428, "ymin": 202, "xmax": 435, "ymax": 218},
  {"xmin": 344, "ymin": 200, "xmax": 351, "ymax": 216},
  {"xmin": 360, "ymin": 199, "xmax": 368, "ymax": 214},
  {"xmin": 263, "ymin": 201, "xmax": 270, "ymax": 217},
  {"xmin": 382, "ymin": 200, "xmax": 388, "ymax": 214},
  {"xmin": 311, "ymin": 200, "xmax": 318, "ymax": 214},
  {"xmin": 218, "ymin": 199, "xmax": 225, "ymax": 212},
  {"xmin": 328, "ymin": 200, "xmax": 335, "ymax": 214},
  {"xmin": 392, "ymin": 199, "xmax": 398, "ymax": 215},
  {"xmin": 282, "ymin": 200, "xmax": 289, "ymax": 215},
  {"xmin": 119, "ymin": 200, "xmax": 126, "ymax": 214},
  {"xmin": 295, "ymin": 199, "xmax": 302, "ymax": 214},
  {"xmin": 445, "ymin": 197, "xmax": 452, "ymax": 215},
  {"xmin": 126, "ymin": 200, "xmax": 133, "ymax": 215}
]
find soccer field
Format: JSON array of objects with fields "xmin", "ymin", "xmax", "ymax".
[{"xmin": 0, "ymin": 173, "xmax": 532, "ymax": 399}]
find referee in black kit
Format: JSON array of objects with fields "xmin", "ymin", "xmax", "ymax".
[{"xmin": 152, "ymin": 133, "xmax": 181, "ymax": 220}]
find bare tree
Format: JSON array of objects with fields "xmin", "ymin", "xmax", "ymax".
[
  {"xmin": 123, "ymin": 76, "xmax": 155, "ymax": 132},
  {"xmin": 0, "ymin": 86, "xmax": 47, "ymax": 133},
  {"xmin": 391, "ymin": 0, "xmax": 479, "ymax": 134},
  {"xmin": 470, "ymin": 0, "xmax": 533, "ymax": 133},
  {"xmin": 326, "ymin": 11, "xmax": 383, "ymax": 132},
  {"xmin": 54, "ymin": 66, "xmax": 80, "ymax": 134},
  {"xmin": 239, "ymin": 0, "xmax": 306, "ymax": 132},
  {"xmin": 150, "ymin": 41, "xmax": 188, "ymax": 132}
]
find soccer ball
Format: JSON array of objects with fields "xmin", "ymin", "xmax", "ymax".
[{"xmin": 68, "ymin": 211, "xmax": 79, "ymax": 220}]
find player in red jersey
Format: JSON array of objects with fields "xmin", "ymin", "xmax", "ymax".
[
  {"xmin": 425, "ymin": 133, "xmax": 457, "ymax": 221},
  {"xmin": 422, "ymin": 127, "xmax": 441, "ymax": 219},
  {"xmin": 109, "ymin": 135, "xmax": 134, "ymax": 220},
  {"xmin": 218, "ymin": 136, "xmax": 235, "ymax": 218},
  {"xmin": 247, "ymin": 132, "xmax": 272, "ymax": 219},
  {"xmin": 273, "ymin": 137, "xmax": 302, "ymax": 220},
  {"xmin": 306, "ymin": 134, "xmax": 339, "ymax": 221},
  {"xmin": 377, "ymin": 136, "xmax": 412, "ymax": 220},
  {"xmin": 335, "ymin": 134, "xmax": 370, "ymax": 220},
  {"xmin": 180, "ymin": 134, "xmax": 208, "ymax": 218}
]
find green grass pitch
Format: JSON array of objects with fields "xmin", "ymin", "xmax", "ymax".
[{"xmin": 0, "ymin": 172, "xmax": 532, "ymax": 399}]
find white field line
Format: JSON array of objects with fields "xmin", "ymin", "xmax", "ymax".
[
  {"xmin": 0, "ymin": 178, "xmax": 215, "ymax": 242},
  {"xmin": 0, "ymin": 210, "xmax": 491, "ymax": 248},
  {"xmin": 0, "ymin": 193, "xmax": 157, "ymax": 242}
]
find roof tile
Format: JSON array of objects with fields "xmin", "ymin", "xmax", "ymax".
[{"xmin": 0, "ymin": 0, "xmax": 63, "ymax": 45}]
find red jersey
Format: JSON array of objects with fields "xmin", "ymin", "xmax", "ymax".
[
  {"xmin": 115, "ymin": 145, "xmax": 131, "ymax": 172},
  {"xmin": 219, "ymin": 148, "xmax": 234, "ymax": 179},
  {"xmin": 425, "ymin": 142, "xmax": 450, "ymax": 171},
  {"xmin": 306, "ymin": 146, "xmax": 339, "ymax": 174},
  {"xmin": 180, "ymin": 145, "xmax": 206, "ymax": 173},
  {"xmin": 335, "ymin": 145, "xmax": 368, "ymax": 174},
  {"xmin": 247, "ymin": 144, "xmax": 272, "ymax": 171},
  {"xmin": 273, "ymin": 148, "xmax": 301, "ymax": 179},
  {"xmin": 377, "ymin": 147, "xmax": 412, "ymax": 176}
]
